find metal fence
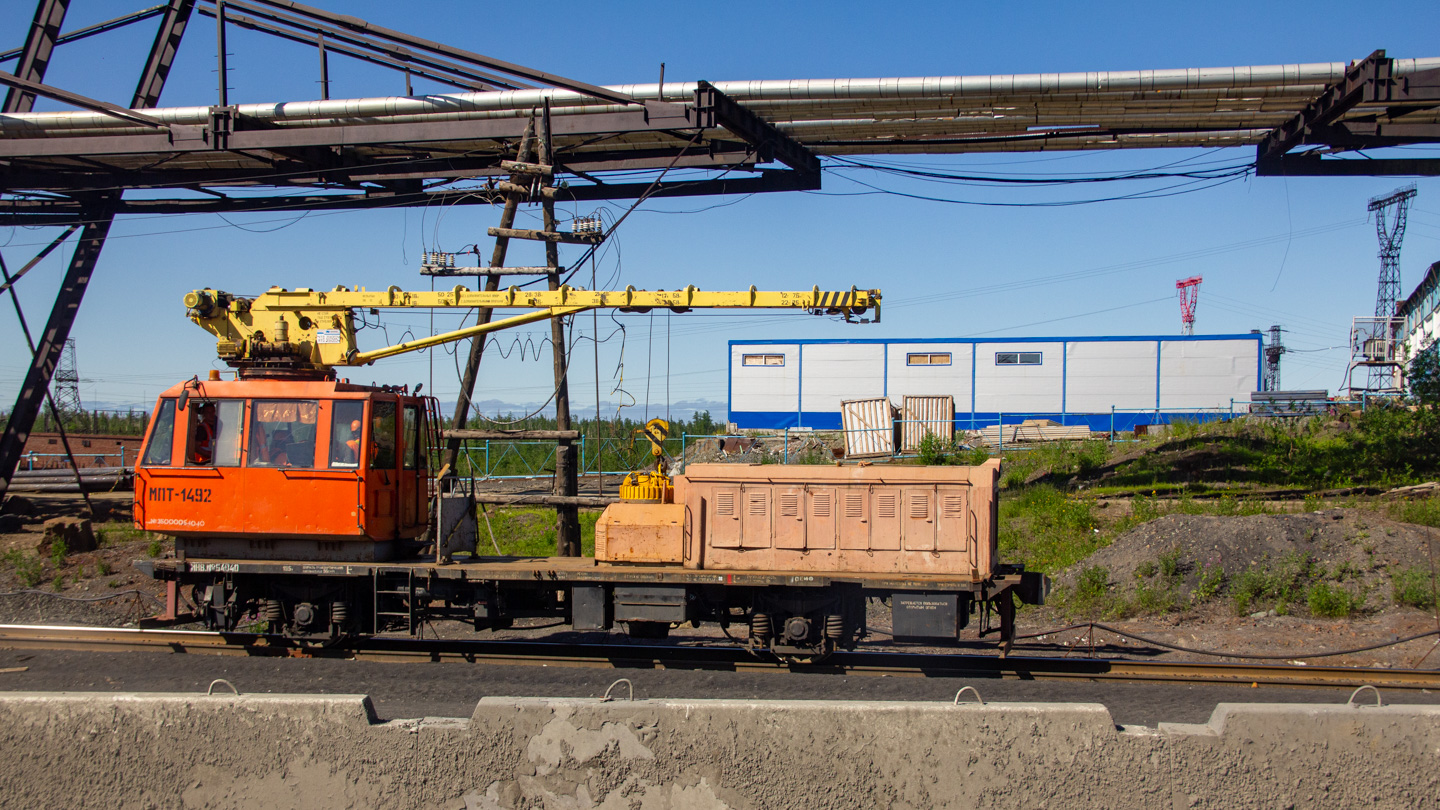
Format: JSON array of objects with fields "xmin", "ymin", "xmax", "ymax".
[
  {"xmin": 447, "ymin": 398, "xmax": 1379, "ymax": 480},
  {"xmin": 18, "ymin": 447, "xmax": 134, "ymax": 470}
]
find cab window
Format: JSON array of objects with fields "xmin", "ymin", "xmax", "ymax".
[
  {"xmin": 329, "ymin": 401, "xmax": 366, "ymax": 469},
  {"xmin": 402, "ymin": 404, "xmax": 422, "ymax": 470},
  {"xmin": 185, "ymin": 400, "xmax": 243, "ymax": 467},
  {"xmin": 370, "ymin": 401, "xmax": 396, "ymax": 469},
  {"xmin": 140, "ymin": 399, "xmax": 176, "ymax": 466},
  {"xmin": 248, "ymin": 400, "xmax": 318, "ymax": 468}
]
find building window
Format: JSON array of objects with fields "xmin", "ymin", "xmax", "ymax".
[
  {"xmin": 995, "ymin": 352, "xmax": 1042, "ymax": 366},
  {"xmin": 742, "ymin": 354, "xmax": 785, "ymax": 366},
  {"xmin": 81, "ymin": 440, "xmax": 91, "ymax": 448},
  {"xmin": 906, "ymin": 352, "xmax": 952, "ymax": 366}
]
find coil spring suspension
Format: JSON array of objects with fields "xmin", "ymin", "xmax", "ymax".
[
  {"xmin": 261, "ymin": 599, "xmax": 282, "ymax": 623},
  {"xmin": 825, "ymin": 613, "xmax": 845, "ymax": 640},
  {"xmin": 331, "ymin": 600, "xmax": 349, "ymax": 628},
  {"xmin": 750, "ymin": 612, "xmax": 772, "ymax": 641}
]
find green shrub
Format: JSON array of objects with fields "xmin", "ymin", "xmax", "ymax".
[
  {"xmin": 5, "ymin": 550, "xmax": 44, "ymax": 588},
  {"xmin": 1307, "ymin": 582, "xmax": 1361, "ymax": 618},
  {"xmin": 1076, "ymin": 565, "xmax": 1109, "ymax": 600},
  {"xmin": 1132, "ymin": 581, "xmax": 1181, "ymax": 614},
  {"xmin": 1231, "ymin": 569, "xmax": 1267, "ymax": 616},
  {"xmin": 50, "ymin": 574, "xmax": 65, "ymax": 592},
  {"xmin": 961, "ymin": 446, "xmax": 992, "ymax": 466},
  {"xmin": 916, "ymin": 433, "xmax": 949, "ymax": 465},
  {"xmin": 96, "ymin": 560, "xmax": 112, "ymax": 576},
  {"xmin": 146, "ymin": 538, "xmax": 163, "ymax": 558},
  {"xmin": 48, "ymin": 539, "xmax": 68, "ymax": 568},
  {"xmin": 1392, "ymin": 567, "xmax": 1437, "ymax": 610},
  {"xmin": 1195, "ymin": 563, "xmax": 1227, "ymax": 600},
  {"xmin": 1133, "ymin": 560, "xmax": 1156, "ymax": 580},
  {"xmin": 1158, "ymin": 548, "xmax": 1182, "ymax": 580}
]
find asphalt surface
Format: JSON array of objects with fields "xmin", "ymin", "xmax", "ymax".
[{"xmin": 0, "ymin": 648, "xmax": 1435, "ymax": 727}]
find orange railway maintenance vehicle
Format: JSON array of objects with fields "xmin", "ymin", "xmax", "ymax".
[{"xmin": 135, "ymin": 282, "xmax": 1043, "ymax": 660}]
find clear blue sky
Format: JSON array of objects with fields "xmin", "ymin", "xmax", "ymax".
[{"xmin": 2, "ymin": 1, "xmax": 1438, "ymax": 420}]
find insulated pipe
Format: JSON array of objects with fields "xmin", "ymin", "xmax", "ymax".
[{"xmin": 3, "ymin": 58, "xmax": 1438, "ymax": 136}]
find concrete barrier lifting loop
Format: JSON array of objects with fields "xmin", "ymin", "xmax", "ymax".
[
  {"xmin": 206, "ymin": 679, "xmax": 239, "ymax": 696},
  {"xmin": 1346, "ymin": 684, "xmax": 1382, "ymax": 708},
  {"xmin": 601, "ymin": 678, "xmax": 635, "ymax": 702},
  {"xmin": 952, "ymin": 686, "xmax": 984, "ymax": 705}
]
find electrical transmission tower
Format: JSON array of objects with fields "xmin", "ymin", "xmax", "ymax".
[
  {"xmin": 51, "ymin": 338, "xmax": 82, "ymax": 419},
  {"xmin": 1263, "ymin": 325, "xmax": 1286, "ymax": 391},
  {"xmin": 1369, "ymin": 184, "xmax": 1418, "ymax": 317},
  {"xmin": 1176, "ymin": 276, "xmax": 1203, "ymax": 335},
  {"xmin": 1348, "ymin": 185, "xmax": 1418, "ymax": 394}
]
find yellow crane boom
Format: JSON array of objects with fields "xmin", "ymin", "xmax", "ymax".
[{"xmin": 184, "ymin": 284, "xmax": 880, "ymax": 372}]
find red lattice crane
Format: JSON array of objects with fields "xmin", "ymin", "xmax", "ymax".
[{"xmin": 1176, "ymin": 276, "xmax": 1203, "ymax": 336}]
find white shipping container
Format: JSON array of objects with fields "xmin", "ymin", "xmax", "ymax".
[{"xmin": 841, "ymin": 398, "xmax": 897, "ymax": 458}]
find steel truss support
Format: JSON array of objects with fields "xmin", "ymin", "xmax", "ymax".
[
  {"xmin": 2, "ymin": 0, "xmax": 67, "ymax": 114},
  {"xmin": 1257, "ymin": 49, "xmax": 1440, "ymax": 176},
  {"xmin": 0, "ymin": 0, "xmax": 193, "ymax": 497}
]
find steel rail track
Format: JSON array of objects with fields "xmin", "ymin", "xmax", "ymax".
[{"xmin": 0, "ymin": 623, "xmax": 1436, "ymax": 690}]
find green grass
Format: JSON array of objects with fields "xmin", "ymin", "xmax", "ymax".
[
  {"xmin": 474, "ymin": 507, "xmax": 600, "ymax": 557},
  {"xmin": 1392, "ymin": 567, "xmax": 1438, "ymax": 610},
  {"xmin": 94, "ymin": 525, "xmax": 157, "ymax": 547},
  {"xmin": 3, "ymin": 549, "xmax": 44, "ymax": 588},
  {"xmin": 1388, "ymin": 498, "xmax": 1440, "ymax": 528},
  {"xmin": 998, "ymin": 485, "xmax": 1104, "ymax": 573}
]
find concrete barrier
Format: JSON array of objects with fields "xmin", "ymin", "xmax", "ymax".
[{"xmin": 0, "ymin": 691, "xmax": 1435, "ymax": 809}]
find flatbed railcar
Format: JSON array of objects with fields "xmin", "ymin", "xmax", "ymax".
[{"xmin": 133, "ymin": 378, "xmax": 1042, "ymax": 658}]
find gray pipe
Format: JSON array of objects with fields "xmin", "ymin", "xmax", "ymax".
[{"xmin": 3, "ymin": 58, "xmax": 1437, "ymax": 136}]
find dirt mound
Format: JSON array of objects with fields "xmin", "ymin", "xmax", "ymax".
[{"xmin": 1053, "ymin": 509, "xmax": 1439, "ymax": 618}]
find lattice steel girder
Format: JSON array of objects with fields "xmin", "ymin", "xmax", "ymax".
[
  {"xmin": 0, "ymin": 4, "xmax": 165, "ymax": 63},
  {"xmin": 0, "ymin": 170, "xmax": 814, "ymax": 223},
  {"xmin": 696, "ymin": 80, "xmax": 821, "ymax": 176},
  {"xmin": 233, "ymin": 0, "xmax": 632, "ymax": 105},
  {"xmin": 1258, "ymin": 155, "xmax": 1440, "ymax": 176},
  {"xmin": 133, "ymin": 0, "xmax": 195, "ymax": 109},
  {"xmin": 0, "ymin": 101, "xmax": 693, "ymax": 159},
  {"xmin": 199, "ymin": 1, "xmax": 514, "ymax": 91},
  {"xmin": 0, "ymin": 69, "xmax": 168, "ymax": 129},
  {"xmin": 1257, "ymin": 51, "xmax": 1440, "ymax": 172},
  {"xmin": 3, "ymin": 0, "xmax": 67, "ymax": 114}
]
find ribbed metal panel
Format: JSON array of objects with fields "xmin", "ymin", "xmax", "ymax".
[
  {"xmin": 841, "ymin": 397, "xmax": 897, "ymax": 458},
  {"xmin": 901, "ymin": 395, "xmax": 954, "ymax": 451}
]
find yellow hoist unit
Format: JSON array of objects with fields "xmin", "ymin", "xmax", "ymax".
[
  {"xmin": 183, "ymin": 284, "xmax": 880, "ymax": 375},
  {"xmin": 620, "ymin": 418, "xmax": 673, "ymax": 503}
]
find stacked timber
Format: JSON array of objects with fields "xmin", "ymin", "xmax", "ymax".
[
  {"xmin": 974, "ymin": 419, "xmax": 1093, "ymax": 446},
  {"xmin": 5, "ymin": 466, "xmax": 133, "ymax": 493}
]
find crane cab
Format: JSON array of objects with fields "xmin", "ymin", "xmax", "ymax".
[{"xmin": 134, "ymin": 377, "xmax": 436, "ymax": 562}]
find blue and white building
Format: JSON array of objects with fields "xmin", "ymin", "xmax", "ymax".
[{"xmin": 728, "ymin": 334, "xmax": 1264, "ymax": 431}]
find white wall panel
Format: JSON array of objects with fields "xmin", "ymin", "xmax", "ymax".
[
  {"xmin": 974, "ymin": 342, "xmax": 1063, "ymax": 413},
  {"xmin": 799, "ymin": 343, "xmax": 885, "ymax": 412},
  {"xmin": 730, "ymin": 344, "xmax": 799, "ymax": 413},
  {"xmin": 1065, "ymin": 341, "xmax": 1158, "ymax": 412},
  {"xmin": 1159, "ymin": 339, "xmax": 1259, "ymax": 409},
  {"xmin": 885, "ymin": 343, "xmax": 973, "ymax": 407}
]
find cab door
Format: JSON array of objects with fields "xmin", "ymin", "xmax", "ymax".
[
  {"xmin": 365, "ymin": 398, "xmax": 399, "ymax": 539},
  {"xmin": 398, "ymin": 401, "xmax": 425, "ymax": 531}
]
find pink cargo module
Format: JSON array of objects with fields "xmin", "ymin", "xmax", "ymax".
[{"xmin": 676, "ymin": 460, "xmax": 1000, "ymax": 578}]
